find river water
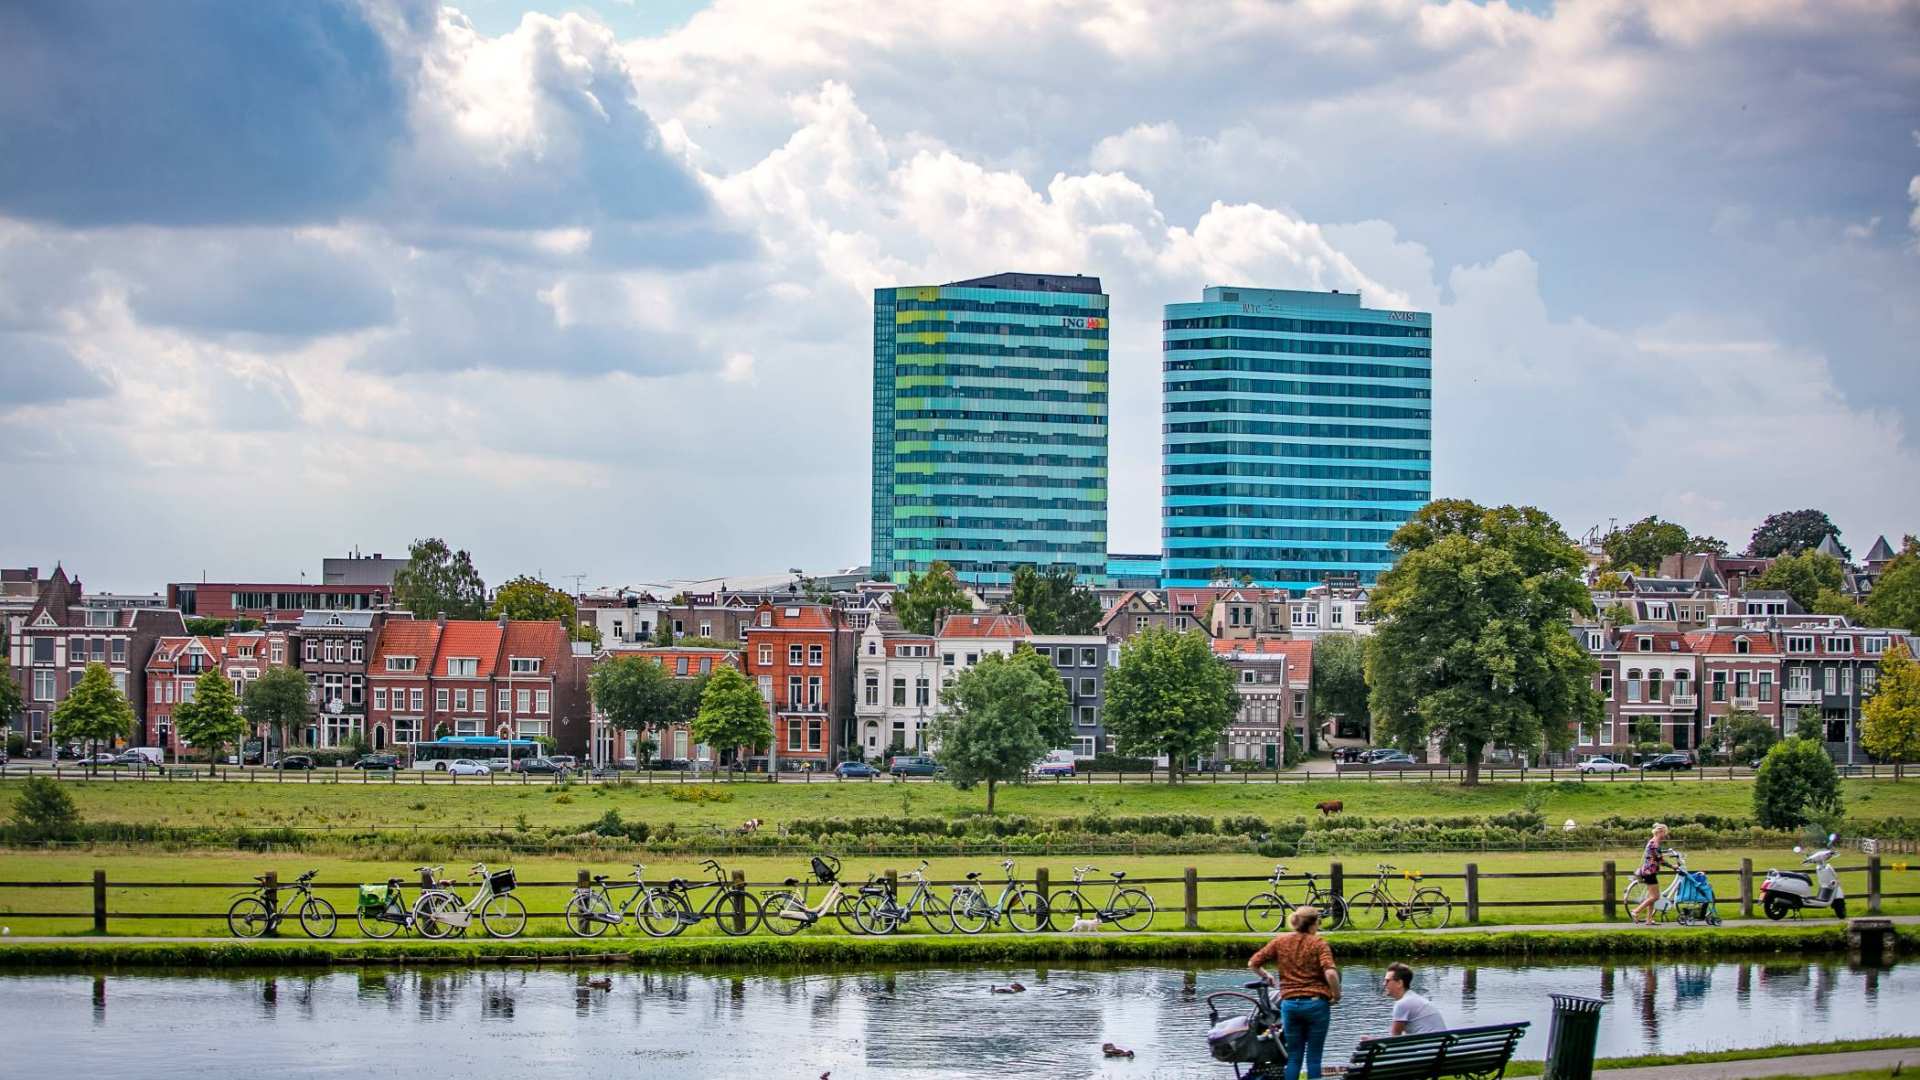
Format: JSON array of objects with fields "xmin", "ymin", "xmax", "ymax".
[{"xmin": 4, "ymin": 958, "xmax": 1913, "ymax": 1078}]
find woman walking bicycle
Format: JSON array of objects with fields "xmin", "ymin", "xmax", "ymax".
[
  {"xmin": 1248, "ymin": 906, "xmax": 1341, "ymax": 1080},
  {"xmin": 1628, "ymin": 822, "xmax": 1671, "ymax": 926}
]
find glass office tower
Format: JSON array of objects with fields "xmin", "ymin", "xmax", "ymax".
[
  {"xmin": 1161, "ymin": 286, "xmax": 1432, "ymax": 590},
  {"xmin": 871, "ymin": 273, "xmax": 1109, "ymax": 586}
]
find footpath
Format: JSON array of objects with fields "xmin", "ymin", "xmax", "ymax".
[{"xmin": 1598, "ymin": 1047, "xmax": 1911, "ymax": 1078}]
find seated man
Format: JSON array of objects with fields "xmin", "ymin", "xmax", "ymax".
[{"xmin": 1382, "ymin": 962, "xmax": 1447, "ymax": 1036}]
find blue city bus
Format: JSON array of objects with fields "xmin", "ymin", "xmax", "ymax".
[{"xmin": 410, "ymin": 736, "xmax": 539, "ymax": 771}]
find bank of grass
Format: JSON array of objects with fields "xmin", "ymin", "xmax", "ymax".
[
  {"xmin": 2, "ymin": 848, "xmax": 1915, "ymax": 938},
  {"xmin": 1502, "ymin": 1037, "xmax": 1920, "ymax": 1076}
]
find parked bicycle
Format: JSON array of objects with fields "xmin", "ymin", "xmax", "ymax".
[
  {"xmin": 564, "ymin": 863, "xmax": 656, "ymax": 937},
  {"xmin": 642, "ymin": 858, "xmax": 765, "ymax": 937},
  {"xmin": 412, "ymin": 863, "xmax": 528, "ymax": 939},
  {"xmin": 1345, "ymin": 863, "xmax": 1451, "ymax": 930},
  {"xmin": 948, "ymin": 858, "xmax": 1047, "ymax": 934},
  {"xmin": 851, "ymin": 859, "xmax": 954, "ymax": 935},
  {"xmin": 1044, "ymin": 864, "xmax": 1157, "ymax": 932},
  {"xmin": 1242, "ymin": 864, "xmax": 1349, "ymax": 933},
  {"xmin": 761, "ymin": 855, "xmax": 865, "ymax": 936},
  {"xmin": 354, "ymin": 870, "xmax": 433, "ymax": 938},
  {"xmin": 226, "ymin": 868, "xmax": 336, "ymax": 938}
]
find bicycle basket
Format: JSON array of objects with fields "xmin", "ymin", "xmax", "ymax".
[
  {"xmin": 356, "ymin": 884, "xmax": 389, "ymax": 913},
  {"xmin": 489, "ymin": 869, "xmax": 518, "ymax": 895},
  {"xmin": 810, "ymin": 856, "xmax": 840, "ymax": 884},
  {"xmin": 1207, "ymin": 1015, "xmax": 1285, "ymax": 1065}
]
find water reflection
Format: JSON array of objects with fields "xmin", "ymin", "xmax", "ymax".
[{"xmin": 4, "ymin": 957, "xmax": 1911, "ymax": 1080}]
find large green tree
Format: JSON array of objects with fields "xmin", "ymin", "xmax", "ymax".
[
  {"xmin": 1753, "ymin": 736, "xmax": 1843, "ymax": 829},
  {"xmin": 1865, "ymin": 537, "xmax": 1920, "ymax": 633},
  {"xmin": 391, "ymin": 537, "xmax": 487, "ymax": 620},
  {"xmin": 1003, "ymin": 564, "xmax": 1102, "ymax": 635},
  {"xmin": 51, "ymin": 662, "xmax": 135, "ymax": 768},
  {"xmin": 1708, "ymin": 710, "xmax": 1780, "ymax": 765},
  {"xmin": 172, "ymin": 668, "xmax": 246, "ymax": 774},
  {"xmin": 1750, "ymin": 549, "xmax": 1847, "ymax": 611},
  {"xmin": 0, "ymin": 656, "xmax": 20, "ymax": 735},
  {"xmin": 1310, "ymin": 633, "xmax": 1369, "ymax": 740},
  {"xmin": 894, "ymin": 560, "xmax": 972, "ymax": 635},
  {"xmin": 1103, "ymin": 627, "xmax": 1240, "ymax": 780},
  {"xmin": 1745, "ymin": 510, "xmax": 1848, "ymax": 560},
  {"xmin": 931, "ymin": 646, "xmax": 1072, "ymax": 812},
  {"xmin": 590, "ymin": 655, "xmax": 703, "ymax": 741},
  {"xmin": 1601, "ymin": 515, "xmax": 1692, "ymax": 573},
  {"xmin": 690, "ymin": 664, "xmax": 771, "ymax": 762},
  {"xmin": 489, "ymin": 574, "xmax": 599, "ymax": 644},
  {"xmin": 1688, "ymin": 534, "xmax": 1731, "ymax": 558},
  {"xmin": 1863, "ymin": 640, "xmax": 1920, "ymax": 778},
  {"xmin": 1365, "ymin": 499, "xmax": 1600, "ymax": 784},
  {"xmin": 243, "ymin": 664, "xmax": 311, "ymax": 755}
]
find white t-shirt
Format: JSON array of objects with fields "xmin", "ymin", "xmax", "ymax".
[{"xmin": 1392, "ymin": 991, "xmax": 1447, "ymax": 1035}]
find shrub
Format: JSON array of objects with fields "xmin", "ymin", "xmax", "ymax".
[
  {"xmin": 10, "ymin": 776, "xmax": 80, "ymax": 838},
  {"xmin": 5, "ymin": 732, "xmax": 24, "ymax": 757},
  {"xmin": 1754, "ymin": 738, "xmax": 1843, "ymax": 829},
  {"xmin": 666, "ymin": 787, "xmax": 733, "ymax": 804}
]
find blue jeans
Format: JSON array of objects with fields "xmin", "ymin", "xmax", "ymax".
[{"xmin": 1280, "ymin": 995, "xmax": 1331, "ymax": 1080}]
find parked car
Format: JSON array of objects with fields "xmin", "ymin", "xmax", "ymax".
[
  {"xmin": 888, "ymin": 754, "xmax": 941, "ymax": 777},
  {"xmin": 548, "ymin": 755, "xmax": 578, "ymax": 770},
  {"xmin": 108, "ymin": 750, "xmax": 154, "ymax": 768},
  {"xmin": 512, "ymin": 757, "xmax": 569, "ymax": 776},
  {"xmin": 1577, "ymin": 756, "xmax": 1632, "ymax": 774},
  {"xmin": 1031, "ymin": 760, "xmax": 1076, "ymax": 778},
  {"xmin": 1365, "ymin": 750, "xmax": 1419, "ymax": 768},
  {"xmin": 271, "ymin": 755, "xmax": 316, "ymax": 770},
  {"xmin": 446, "ymin": 758, "xmax": 491, "ymax": 776},
  {"xmin": 75, "ymin": 752, "xmax": 118, "ymax": 767},
  {"xmin": 352, "ymin": 754, "xmax": 399, "ymax": 770},
  {"xmin": 1641, "ymin": 752, "xmax": 1694, "ymax": 772},
  {"xmin": 834, "ymin": 760, "xmax": 880, "ymax": 778}
]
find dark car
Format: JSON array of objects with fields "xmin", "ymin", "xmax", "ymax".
[
  {"xmin": 834, "ymin": 760, "xmax": 880, "ymax": 778},
  {"xmin": 888, "ymin": 754, "xmax": 940, "ymax": 777},
  {"xmin": 512, "ymin": 757, "xmax": 570, "ymax": 775},
  {"xmin": 1641, "ymin": 753, "xmax": 1694, "ymax": 772},
  {"xmin": 352, "ymin": 754, "xmax": 399, "ymax": 770},
  {"xmin": 271, "ymin": 755, "xmax": 316, "ymax": 770}
]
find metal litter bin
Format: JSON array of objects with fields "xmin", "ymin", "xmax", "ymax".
[{"xmin": 1544, "ymin": 993, "xmax": 1605, "ymax": 1080}]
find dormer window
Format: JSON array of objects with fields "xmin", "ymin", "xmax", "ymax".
[
  {"xmin": 760, "ymin": 612, "xmax": 772, "ymax": 627},
  {"xmin": 447, "ymin": 657, "xmax": 477, "ymax": 677},
  {"xmin": 385, "ymin": 656, "xmax": 416, "ymax": 672},
  {"xmin": 1637, "ymin": 637, "xmax": 1652, "ymax": 652},
  {"xmin": 1734, "ymin": 637, "xmax": 1749, "ymax": 655},
  {"xmin": 509, "ymin": 657, "xmax": 540, "ymax": 674},
  {"xmin": 1825, "ymin": 637, "xmax": 1851, "ymax": 654}
]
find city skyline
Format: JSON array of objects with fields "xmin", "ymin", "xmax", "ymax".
[{"xmin": 3, "ymin": 1, "xmax": 1917, "ymax": 592}]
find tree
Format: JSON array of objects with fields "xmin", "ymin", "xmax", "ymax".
[
  {"xmin": 1591, "ymin": 571, "xmax": 1627, "ymax": 593},
  {"xmin": 1862, "ymin": 640, "xmax": 1920, "ymax": 778},
  {"xmin": 1865, "ymin": 537, "xmax": 1920, "ymax": 634},
  {"xmin": 1310, "ymin": 634, "xmax": 1368, "ymax": 740},
  {"xmin": 244, "ymin": 665, "xmax": 311, "ymax": 757},
  {"xmin": 1752, "ymin": 737, "xmax": 1842, "ymax": 829},
  {"xmin": 185, "ymin": 617, "xmax": 261, "ymax": 637},
  {"xmin": 894, "ymin": 560, "xmax": 972, "ymax": 635},
  {"xmin": 1688, "ymin": 534, "xmax": 1730, "ymax": 557},
  {"xmin": 691, "ymin": 664, "xmax": 771, "ymax": 761},
  {"xmin": 1601, "ymin": 515, "xmax": 1691, "ymax": 573},
  {"xmin": 391, "ymin": 537, "xmax": 487, "ymax": 620},
  {"xmin": 1103, "ymin": 627, "xmax": 1240, "ymax": 781},
  {"xmin": 10, "ymin": 776, "xmax": 79, "ymax": 839},
  {"xmin": 1004, "ymin": 564, "xmax": 1102, "ymax": 635},
  {"xmin": 489, "ymin": 575, "xmax": 598, "ymax": 643},
  {"xmin": 1709, "ymin": 710, "xmax": 1779, "ymax": 765},
  {"xmin": 1745, "ymin": 510, "xmax": 1848, "ymax": 560},
  {"xmin": 590, "ymin": 655, "xmax": 701, "ymax": 742},
  {"xmin": 652, "ymin": 617, "xmax": 674, "ymax": 646},
  {"xmin": 172, "ymin": 668, "xmax": 246, "ymax": 774},
  {"xmin": 1811, "ymin": 588, "xmax": 1863, "ymax": 620},
  {"xmin": 931, "ymin": 646, "xmax": 1072, "ymax": 812},
  {"xmin": 52, "ymin": 663, "xmax": 135, "ymax": 768},
  {"xmin": 1750, "ymin": 549, "xmax": 1847, "ymax": 612},
  {"xmin": 0, "ymin": 656, "xmax": 20, "ymax": 735},
  {"xmin": 1601, "ymin": 600, "xmax": 1637, "ymax": 625},
  {"xmin": 1365, "ymin": 499, "xmax": 1600, "ymax": 785}
]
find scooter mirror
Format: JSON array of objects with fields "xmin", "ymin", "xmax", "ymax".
[{"xmin": 1828, "ymin": 833, "xmax": 1837, "ymax": 844}]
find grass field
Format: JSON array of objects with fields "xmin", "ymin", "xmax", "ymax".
[{"xmin": 8, "ymin": 772, "xmax": 1920, "ymax": 832}]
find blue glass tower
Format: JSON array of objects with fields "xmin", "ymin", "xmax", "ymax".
[
  {"xmin": 872, "ymin": 273, "xmax": 1109, "ymax": 586},
  {"xmin": 1160, "ymin": 286, "xmax": 1431, "ymax": 590}
]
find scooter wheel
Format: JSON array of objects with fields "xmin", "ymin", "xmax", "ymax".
[
  {"xmin": 1762, "ymin": 895, "xmax": 1793, "ymax": 921},
  {"xmin": 1832, "ymin": 898, "xmax": 1847, "ymax": 920}
]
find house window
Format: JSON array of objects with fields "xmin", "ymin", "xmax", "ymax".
[
  {"xmin": 1787, "ymin": 636, "xmax": 1814, "ymax": 653},
  {"xmin": 1241, "ymin": 670, "xmax": 1257, "ymax": 684},
  {"xmin": 864, "ymin": 675, "xmax": 879, "ymax": 706},
  {"xmin": 305, "ymin": 639, "xmax": 318, "ymax": 663},
  {"xmin": 349, "ymin": 639, "xmax": 364, "ymax": 662},
  {"xmin": 807, "ymin": 676, "xmax": 822, "ymax": 705},
  {"xmin": 32, "ymin": 670, "xmax": 57, "ymax": 701},
  {"xmin": 1826, "ymin": 637, "xmax": 1852, "ymax": 654},
  {"xmin": 498, "ymin": 689, "xmax": 509, "ymax": 711},
  {"xmin": 1866, "ymin": 637, "xmax": 1888, "ymax": 656},
  {"xmin": 808, "ymin": 644, "xmax": 823, "ymax": 666},
  {"xmin": 1734, "ymin": 638, "xmax": 1749, "ymax": 655},
  {"xmin": 1789, "ymin": 667, "xmax": 1812, "ymax": 692},
  {"xmin": 1734, "ymin": 671, "xmax": 1751, "ymax": 701},
  {"xmin": 181, "ymin": 681, "xmax": 197, "ymax": 703},
  {"xmin": 1079, "ymin": 705, "xmax": 1097, "ymax": 727},
  {"xmin": 111, "ymin": 638, "xmax": 127, "ymax": 663},
  {"xmin": 535, "ymin": 690, "xmax": 549, "ymax": 714},
  {"xmin": 408, "ymin": 688, "xmax": 423, "ymax": 711},
  {"xmin": 386, "ymin": 657, "xmax": 416, "ymax": 672},
  {"xmin": 758, "ymin": 645, "xmax": 773, "ymax": 666},
  {"xmin": 31, "ymin": 637, "xmax": 54, "ymax": 663},
  {"xmin": 759, "ymin": 612, "xmax": 772, "ymax": 628},
  {"xmin": 792, "ymin": 676, "xmax": 806, "ymax": 707},
  {"xmin": 673, "ymin": 620, "xmax": 685, "ymax": 635},
  {"xmin": 1081, "ymin": 648, "xmax": 1098, "ymax": 666},
  {"xmin": 699, "ymin": 622, "xmax": 712, "ymax": 638},
  {"xmin": 676, "ymin": 657, "xmax": 689, "ymax": 676},
  {"xmin": 965, "ymin": 653, "xmax": 978, "ymax": 666},
  {"xmin": 517, "ymin": 689, "xmax": 532, "ymax": 712},
  {"xmin": 1293, "ymin": 691, "xmax": 1306, "ymax": 718},
  {"xmin": 1758, "ymin": 672, "xmax": 1773, "ymax": 702},
  {"xmin": 1599, "ymin": 673, "xmax": 1613, "ymax": 700},
  {"xmin": 1647, "ymin": 670, "xmax": 1662, "ymax": 700},
  {"xmin": 915, "ymin": 676, "xmax": 930, "ymax": 706},
  {"xmin": 867, "ymin": 640, "xmax": 879, "ymax": 656},
  {"xmin": 510, "ymin": 657, "xmax": 540, "ymax": 674},
  {"xmin": 448, "ymin": 658, "xmax": 477, "ymax": 677},
  {"xmin": 1625, "ymin": 670, "xmax": 1642, "ymax": 703},
  {"xmin": 787, "ymin": 721, "xmax": 803, "ymax": 752},
  {"xmin": 1134, "ymin": 616, "xmax": 1148, "ymax": 631},
  {"xmin": 1863, "ymin": 669, "xmax": 1879, "ymax": 694},
  {"xmin": 1824, "ymin": 667, "xmax": 1837, "ymax": 694},
  {"xmin": 454, "ymin": 689, "xmax": 468, "ymax": 711},
  {"xmin": 1637, "ymin": 637, "xmax": 1652, "ymax": 653},
  {"xmin": 1711, "ymin": 671, "xmax": 1726, "ymax": 702},
  {"xmin": 1054, "ymin": 650, "xmax": 1071, "ymax": 669},
  {"xmin": 808, "ymin": 719, "xmax": 823, "ymax": 751},
  {"xmin": 435, "ymin": 689, "xmax": 449, "ymax": 712},
  {"xmin": 1078, "ymin": 677, "xmax": 1096, "ymax": 696},
  {"xmin": 1036, "ymin": 646, "xmax": 1052, "ymax": 661},
  {"xmin": 942, "ymin": 653, "xmax": 955, "ymax": 667},
  {"xmin": 1840, "ymin": 668, "xmax": 1853, "ymax": 696},
  {"xmin": 789, "ymin": 645, "xmax": 804, "ymax": 665},
  {"xmin": 374, "ymin": 688, "xmax": 388, "ymax": 710}
]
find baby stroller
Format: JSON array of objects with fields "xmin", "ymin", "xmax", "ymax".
[
  {"xmin": 1205, "ymin": 981, "xmax": 1289, "ymax": 1079},
  {"xmin": 1654, "ymin": 852, "xmax": 1721, "ymax": 926}
]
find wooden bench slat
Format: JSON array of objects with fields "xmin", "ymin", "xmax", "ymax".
[{"xmin": 1345, "ymin": 1021, "xmax": 1528, "ymax": 1080}]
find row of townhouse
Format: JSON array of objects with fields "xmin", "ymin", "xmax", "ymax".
[
  {"xmin": 1097, "ymin": 581, "xmax": 1370, "ymax": 642},
  {"xmin": 365, "ymin": 614, "xmax": 587, "ymax": 754},
  {"xmin": 145, "ymin": 630, "xmax": 292, "ymax": 753},
  {"xmin": 5, "ymin": 567, "xmax": 187, "ymax": 749}
]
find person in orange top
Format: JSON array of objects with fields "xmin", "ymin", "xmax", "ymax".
[{"xmin": 1248, "ymin": 906, "xmax": 1342, "ymax": 1080}]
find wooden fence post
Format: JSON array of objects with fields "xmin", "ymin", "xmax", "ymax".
[
  {"xmin": 1868, "ymin": 854, "xmax": 1882, "ymax": 915},
  {"xmin": 1740, "ymin": 858, "xmax": 1754, "ymax": 919},
  {"xmin": 886, "ymin": 867, "xmax": 900, "ymax": 900},
  {"xmin": 1034, "ymin": 867, "xmax": 1049, "ymax": 908},
  {"xmin": 92, "ymin": 869, "xmax": 108, "ymax": 934},
  {"xmin": 1465, "ymin": 863, "xmax": 1480, "ymax": 925},
  {"xmin": 1330, "ymin": 862, "xmax": 1344, "ymax": 906},
  {"xmin": 1601, "ymin": 860, "xmax": 1617, "ymax": 921},
  {"xmin": 262, "ymin": 870, "xmax": 278, "ymax": 937},
  {"xmin": 577, "ymin": 867, "xmax": 590, "ymax": 892},
  {"xmin": 1184, "ymin": 867, "xmax": 1199, "ymax": 930},
  {"xmin": 730, "ymin": 869, "xmax": 748, "ymax": 934}
]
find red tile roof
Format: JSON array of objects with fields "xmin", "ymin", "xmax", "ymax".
[
  {"xmin": 373, "ymin": 619, "xmax": 443, "ymax": 670},
  {"xmin": 1213, "ymin": 638, "xmax": 1313, "ymax": 659},
  {"xmin": 747, "ymin": 603, "xmax": 839, "ymax": 631},
  {"xmin": 434, "ymin": 620, "xmax": 504, "ymax": 677},
  {"xmin": 938, "ymin": 613, "xmax": 1032, "ymax": 638},
  {"xmin": 498, "ymin": 619, "xmax": 569, "ymax": 675},
  {"xmin": 1683, "ymin": 630, "xmax": 1780, "ymax": 656}
]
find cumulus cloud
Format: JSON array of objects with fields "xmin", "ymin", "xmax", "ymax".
[{"xmin": 0, "ymin": 335, "xmax": 113, "ymax": 408}]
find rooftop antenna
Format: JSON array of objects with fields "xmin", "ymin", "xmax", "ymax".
[{"xmin": 564, "ymin": 572, "xmax": 587, "ymax": 595}]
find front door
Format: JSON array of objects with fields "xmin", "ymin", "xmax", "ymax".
[{"xmin": 1263, "ymin": 743, "xmax": 1277, "ymax": 768}]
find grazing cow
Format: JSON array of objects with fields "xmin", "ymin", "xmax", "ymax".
[{"xmin": 1315, "ymin": 800, "xmax": 1344, "ymax": 817}]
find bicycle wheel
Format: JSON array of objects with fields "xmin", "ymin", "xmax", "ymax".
[
  {"xmin": 1622, "ymin": 878, "xmax": 1652, "ymax": 920},
  {"xmin": 299, "ymin": 896, "xmax": 337, "ymax": 938},
  {"xmin": 481, "ymin": 893, "xmax": 528, "ymax": 938},
  {"xmin": 949, "ymin": 889, "xmax": 990, "ymax": 935},
  {"xmin": 853, "ymin": 894, "xmax": 897, "ymax": 935},
  {"xmin": 1243, "ymin": 892, "xmax": 1292, "ymax": 934},
  {"xmin": 833, "ymin": 894, "xmax": 864, "ymax": 935},
  {"xmin": 1347, "ymin": 890, "xmax": 1389, "ymax": 930},
  {"xmin": 912, "ymin": 891, "xmax": 955, "ymax": 935},
  {"xmin": 640, "ymin": 891, "xmax": 691, "ymax": 938},
  {"xmin": 1005, "ymin": 888, "xmax": 1049, "ymax": 934},
  {"xmin": 1045, "ymin": 889, "xmax": 1088, "ymax": 933},
  {"xmin": 357, "ymin": 904, "xmax": 402, "ymax": 939},
  {"xmin": 566, "ymin": 892, "xmax": 613, "ymax": 938},
  {"xmin": 226, "ymin": 896, "xmax": 273, "ymax": 939},
  {"xmin": 413, "ymin": 892, "xmax": 458, "ymax": 939},
  {"xmin": 1306, "ymin": 890, "xmax": 1349, "ymax": 932},
  {"xmin": 758, "ymin": 891, "xmax": 805, "ymax": 936},
  {"xmin": 1406, "ymin": 888, "xmax": 1451, "ymax": 930},
  {"xmin": 714, "ymin": 889, "xmax": 765, "ymax": 936},
  {"xmin": 1108, "ymin": 888, "xmax": 1156, "ymax": 933}
]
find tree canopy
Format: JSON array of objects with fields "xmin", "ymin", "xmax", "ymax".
[
  {"xmin": 1709, "ymin": 710, "xmax": 1779, "ymax": 765},
  {"xmin": 1745, "ymin": 509, "xmax": 1848, "ymax": 560},
  {"xmin": 51, "ymin": 662, "xmax": 134, "ymax": 764},
  {"xmin": 931, "ymin": 646, "xmax": 1072, "ymax": 812},
  {"xmin": 1688, "ymin": 534, "xmax": 1730, "ymax": 557},
  {"xmin": 1749, "ymin": 549, "xmax": 1847, "ymax": 611},
  {"xmin": 172, "ymin": 667, "xmax": 247, "ymax": 773},
  {"xmin": 0, "ymin": 656, "xmax": 20, "ymax": 733},
  {"xmin": 1865, "ymin": 537, "xmax": 1920, "ymax": 634},
  {"xmin": 392, "ymin": 537, "xmax": 487, "ymax": 620},
  {"xmin": 894, "ymin": 560, "xmax": 972, "ymax": 635},
  {"xmin": 1103, "ymin": 627, "xmax": 1240, "ymax": 779},
  {"xmin": 1365, "ymin": 498, "xmax": 1599, "ymax": 783},
  {"xmin": 590, "ymin": 655, "xmax": 703, "ymax": 737},
  {"xmin": 1752, "ymin": 736, "xmax": 1843, "ymax": 829},
  {"xmin": 243, "ymin": 665, "xmax": 311, "ymax": 753},
  {"xmin": 1862, "ymin": 640, "xmax": 1920, "ymax": 778},
  {"xmin": 489, "ymin": 574, "xmax": 598, "ymax": 643},
  {"xmin": 1310, "ymin": 634, "xmax": 1368, "ymax": 737},
  {"xmin": 1003, "ymin": 564, "xmax": 1102, "ymax": 635},
  {"xmin": 1601, "ymin": 515, "xmax": 1691, "ymax": 573},
  {"xmin": 690, "ymin": 664, "xmax": 771, "ymax": 761}
]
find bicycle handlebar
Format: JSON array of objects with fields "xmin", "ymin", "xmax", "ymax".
[
  {"xmin": 413, "ymin": 865, "xmax": 443, "ymax": 873},
  {"xmin": 1074, "ymin": 864, "xmax": 1098, "ymax": 873},
  {"xmin": 1376, "ymin": 863, "xmax": 1397, "ymax": 872}
]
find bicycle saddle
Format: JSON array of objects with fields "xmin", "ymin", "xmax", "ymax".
[
  {"xmin": 784, "ymin": 877, "xmax": 801, "ymax": 887},
  {"xmin": 386, "ymin": 877, "xmax": 402, "ymax": 886},
  {"xmin": 667, "ymin": 877, "xmax": 689, "ymax": 890},
  {"xmin": 592, "ymin": 874, "xmax": 611, "ymax": 883},
  {"xmin": 1110, "ymin": 871, "xmax": 1127, "ymax": 881},
  {"xmin": 965, "ymin": 871, "xmax": 982, "ymax": 880}
]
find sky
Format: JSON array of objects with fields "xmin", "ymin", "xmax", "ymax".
[{"xmin": 1, "ymin": 0, "xmax": 1917, "ymax": 593}]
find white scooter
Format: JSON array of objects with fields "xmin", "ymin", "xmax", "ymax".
[{"xmin": 1760, "ymin": 834, "xmax": 1847, "ymax": 920}]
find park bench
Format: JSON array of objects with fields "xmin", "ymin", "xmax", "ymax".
[{"xmin": 1342, "ymin": 1021, "xmax": 1529, "ymax": 1080}]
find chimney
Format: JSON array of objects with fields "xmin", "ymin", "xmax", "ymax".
[
  {"xmin": 498, "ymin": 613, "xmax": 509, "ymax": 629},
  {"xmin": 436, "ymin": 611, "xmax": 447, "ymax": 626}
]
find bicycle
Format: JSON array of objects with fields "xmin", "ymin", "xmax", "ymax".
[
  {"xmin": 1241, "ymin": 864, "xmax": 1350, "ymax": 933},
  {"xmin": 564, "ymin": 863, "xmax": 656, "ymax": 937},
  {"xmin": 851, "ymin": 860, "xmax": 954, "ymax": 935},
  {"xmin": 761, "ymin": 855, "xmax": 865, "ymax": 936},
  {"xmin": 1044, "ymin": 864, "xmax": 1157, "ymax": 932},
  {"xmin": 1622, "ymin": 848, "xmax": 1676, "ymax": 922},
  {"xmin": 354, "ymin": 870, "xmax": 435, "ymax": 938},
  {"xmin": 412, "ymin": 863, "xmax": 529, "ymax": 939},
  {"xmin": 226, "ymin": 868, "xmax": 336, "ymax": 938},
  {"xmin": 642, "ymin": 859, "xmax": 765, "ymax": 937},
  {"xmin": 1345, "ymin": 863, "xmax": 1451, "ymax": 930},
  {"xmin": 947, "ymin": 858, "xmax": 1047, "ymax": 934}
]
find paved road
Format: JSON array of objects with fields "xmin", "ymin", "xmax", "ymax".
[{"xmin": 1597, "ymin": 1047, "xmax": 1913, "ymax": 1078}]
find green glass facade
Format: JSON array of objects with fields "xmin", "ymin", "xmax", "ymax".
[
  {"xmin": 1162, "ymin": 286, "xmax": 1431, "ymax": 590},
  {"xmin": 872, "ymin": 273, "xmax": 1109, "ymax": 586}
]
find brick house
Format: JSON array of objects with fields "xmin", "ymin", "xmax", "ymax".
[
  {"xmin": 1684, "ymin": 627, "xmax": 1783, "ymax": 750},
  {"xmin": 1212, "ymin": 638, "xmax": 1313, "ymax": 767},
  {"xmin": 588, "ymin": 645, "xmax": 740, "ymax": 766},
  {"xmin": 367, "ymin": 615, "xmax": 588, "ymax": 761},
  {"xmin": 1609, "ymin": 627, "xmax": 1701, "ymax": 753},
  {"xmin": 292, "ymin": 610, "xmax": 393, "ymax": 751},
  {"xmin": 144, "ymin": 636, "xmax": 217, "ymax": 757},
  {"xmin": 741, "ymin": 602, "xmax": 856, "ymax": 770},
  {"xmin": 166, "ymin": 581, "xmax": 390, "ymax": 622},
  {"xmin": 8, "ymin": 567, "xmax": 185, "ymax": 752}
]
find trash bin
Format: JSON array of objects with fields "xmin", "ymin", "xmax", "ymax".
[{"xmin": 1543, "ymin": 993, "xmax": 1606, "ymax": 1080}]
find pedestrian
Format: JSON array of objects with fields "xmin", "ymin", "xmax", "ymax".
[
  {"xmin": 1380, "ymin": 962, "xmax": 1446, "ymax": 1036},
  {"xmin": 1248, "ymin": 905, "xmax": 1341, "ymax": 1080},
  {"xmin": 1630, "ymin": 822, "xmax": 1670, "ymax": 925}
]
